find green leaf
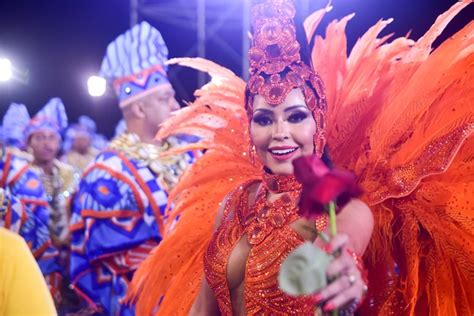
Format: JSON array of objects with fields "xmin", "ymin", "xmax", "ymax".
[{"xmin": 278, "ymin": 241, "xmax": 332, "ymax": 296}]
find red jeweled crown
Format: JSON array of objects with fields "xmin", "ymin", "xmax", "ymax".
[{"xmin": 246, "ymin": 0, "xmax": 327, "ymax": 156}]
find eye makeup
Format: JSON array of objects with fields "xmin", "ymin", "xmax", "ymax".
[
  {"xmin": 287, "ymin": 110, "xmax": 309, "ymax": 123},
  {"xmin": 252, "ymin": 113, "xmax": 273, "ymax": 126}
]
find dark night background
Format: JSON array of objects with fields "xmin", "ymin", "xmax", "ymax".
[{"xmin": 0, "ymin": 0, "xmax": 472, "ymax": 138}]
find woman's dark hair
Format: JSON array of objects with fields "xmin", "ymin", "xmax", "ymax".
[{"xmin": 321, "ymin": 146, "xmax": 333, "ymax": 169}]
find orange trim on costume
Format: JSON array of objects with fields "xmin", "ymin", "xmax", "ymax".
[
  {"xmin": 45, "ymin": 272, "xmax": 63, "ymax": 303},
  {"xmin": 81, "ymin": 209, "xmax": 141, "ymax": 219},
  {"xmin": 70, "ymin": 236, "xmax": 87, "ymax": 255},
  {"xmin": 42, "ymin": 252, "xmax": 60, "ymax": 261},
  {"xmin": 112, "ymin": 64, "xmax": 166, "ymax": 89},
  {"xmin": 82, "ymin": 163, "xmax": 97, "ymax": 178},
  {"xmin": 20, "ymin": 203, "xmax": 27, "ymax": 226},
  {"xmin": 98, "ymin": 185, "xmax": 110, "ymax": 195},
  {"xmin": 92, "ymin": 238, "xmax": 158, "ymax": 264},
  {"xmin": 114, "ymin": 151, "xmax": 164, "ymax": 235},
  {"xmin": 69, "ymin": 221, "xmax": 85, "ymax": 232},
  {"xmin": 86, "ymin": 163, "xmax": 145, "ymax": 215},
  {"xmin": 9, "ymin": 163, "xmax": 28, "ymax": 187},
  {"xmin": 4, "ymin": 204, "xmax": 12, "ymax": 228},
  {"xmin": 33, "ymin": 240, "xmax": 51, "ymax": 258},
  {"xmin": 19, "ymin": 198, "xmax": 49, "ymax": 207},
  {"xmin": 71, "ymin": 272, "xmax": 100, "ymax": 311},
  {"xmin": 0, "ymin": 152, "xmax": 12, "ymax": 187},
  {"xmin": 118, "ymin": 84, "xmax": 169, "ymax": 108}
]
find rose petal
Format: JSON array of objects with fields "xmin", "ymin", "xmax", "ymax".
[
  {"xmin": 298, "ymin": 187, "xmax": 325, "ymax": 219},
  {"xmin": 309, "ymin": 173, "xmax": 352, "ymax": 204},
  {"xmin": 293, "ymin": 154, "xmax": 362, "ymax": 220},
  {"xmin": 293, "ymin": 155, "xmax": 329, "ymax": 184}
]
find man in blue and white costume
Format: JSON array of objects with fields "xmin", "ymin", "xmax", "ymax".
[
  {"xmin": 25, "ymin": 98, "xmax": 77, "ymax": 249},
  {"xmin": 62, "ymin": 115, "xmax": 101, "ymax": 175},
  {"xmin": 70, "ymin": 21, "xmax": 193, "ymax": 316},
  {"xmin": 1, "ymin": 102, "xmax": 62, "ymax": 303}
]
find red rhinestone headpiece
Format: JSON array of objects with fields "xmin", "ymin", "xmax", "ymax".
[{"xmin": 246, "ymin": 0, "xmax": 327, "ymax": 156}]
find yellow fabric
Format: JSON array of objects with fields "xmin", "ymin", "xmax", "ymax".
[{"xmin": 0, "ymin": 228, "xmax": 57, "ymax": 316}]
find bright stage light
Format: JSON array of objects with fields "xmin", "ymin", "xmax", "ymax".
[
  {"xmin": 87, "ymin": 75, "xmax": 106, "ymax": 97},
  {"xmin": 0, "ymin": 58, "xmax": 13, "ymax": 82}
]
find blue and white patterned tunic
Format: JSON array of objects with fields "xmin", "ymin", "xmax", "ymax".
[
  {"xmin": 0, "ymin": 148, "xmax": 61, "ymax": 277},
  {"xmin": 70, "ymin": 134, "xmax": 194, "ymax": 316}
]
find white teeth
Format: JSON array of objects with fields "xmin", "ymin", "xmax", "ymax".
[{"xmin": 270, "ymin": 148, "xmax": 297, "ymax": 155}]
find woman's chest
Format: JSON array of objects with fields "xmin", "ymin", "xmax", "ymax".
[
  {"xmin": 204, "ymin": 217, "xmax": 316, "ymax": 314},
  {"xmin": 208, "ymin": 218, "xmax": 309, "ymax": 284}
]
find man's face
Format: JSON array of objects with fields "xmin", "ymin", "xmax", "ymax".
[
  {"xmin": 28, "ymin": 129, "xmax": 61, "ymax": 163},
  {"xmin": 72, "ymin": 132, "xmax": 91, "ymax": 154},
  {"xmin": 142, "ymin": 83, "xmax": 180, "ymax": 135}
]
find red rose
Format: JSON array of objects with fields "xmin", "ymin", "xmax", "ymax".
[{"xmin": 293, "ymin": 155, "xmax": 361, "ymax": 220}]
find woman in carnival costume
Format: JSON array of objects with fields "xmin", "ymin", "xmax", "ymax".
[{"xmin": 130, "ymin": 0, "xmax": 473, "ymax": 315}]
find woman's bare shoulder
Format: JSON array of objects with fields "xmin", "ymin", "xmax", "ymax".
[
  {"xmin": 337, "ymin": 199, "xmax": 374, "ymax": 254},
  {"xmin": 340, "ymin": 199, "xmax": 372, "ymax": 221},
  {"xmin": 214, "ymin": 180, "xmax": 262, "ymax": 229}
]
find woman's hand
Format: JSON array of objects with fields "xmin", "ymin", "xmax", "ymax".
[{"xmin": 312, "ymin": 233, "xmax": 367, "ymax": 313}]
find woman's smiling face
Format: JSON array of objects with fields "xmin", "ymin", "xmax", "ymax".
[{"xmin": 250, "ymin": 88, "xmax": 316, "ymax": 175}]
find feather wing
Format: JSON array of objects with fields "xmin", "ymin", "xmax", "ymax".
[
  {"xmin": 306, "ymin": 1, "xmax": 474, "ymax": 314},
  {"xmin": 129, "ymin": 58, "xmax": 260, "ymax": 316}
]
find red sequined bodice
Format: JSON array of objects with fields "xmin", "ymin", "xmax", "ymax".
[{"xmin": 204, "ymin": 174, "xmax": 328, "ymax": 315}]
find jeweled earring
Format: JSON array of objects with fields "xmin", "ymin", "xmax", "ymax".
[
  {"xmin": 313, "ymin": 131, "xmax": 326, "ymax": 157},
  {"xmin": 248, "ymin": 143, "xmax": 257, "ymax": 165},
  {"xmin": 311, "ymin": 105, "xmax": 326, "ymax": 157}
]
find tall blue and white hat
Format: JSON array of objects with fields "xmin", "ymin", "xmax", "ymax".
[
  {"xmin": 100, "ymin": 21, "xmax": 170, "ymax": 107},
  {"xmin": 78, "ymin": 115, "xmax": 97, "ymax": 135},
  {"xmin": 24, "ymin": 98, "xmax": 68, "ymax": 141},
  {"xmin": 63, "ymin": 115, "xmax": 97, "ymax": 152},
  {"xmin": 2, "ymin": 103, "xmax": 30, "ymax": 148}
]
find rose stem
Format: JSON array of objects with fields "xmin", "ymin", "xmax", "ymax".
[{"xmin": 328, "ymin": 201, "xmax": 337, "ymax": 237}]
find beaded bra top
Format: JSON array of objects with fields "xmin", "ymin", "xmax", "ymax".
[{"xmin": 204, "ymin": 172, "xmax": 328, "ymax": 315}]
